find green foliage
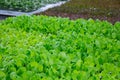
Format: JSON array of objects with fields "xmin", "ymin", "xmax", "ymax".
[
  {"xmin": 0, "ymin": 15, "xmax": 120, "ymax": 80},
  {"xmin": 0, "ymin": 0, "xmax": 66, "ymax": 12}
]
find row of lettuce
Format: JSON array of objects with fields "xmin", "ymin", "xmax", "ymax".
[
  {"xmin": 0, "ymin": 0, "xmax": 66, "ymax": 12},
  {"xmin": 0, "ymin": 15, "xmax": 120, "ymax": 80}
]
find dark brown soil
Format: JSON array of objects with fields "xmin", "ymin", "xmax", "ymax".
[
  {"xmin": 36, "ymin": 0, "xmax": 120, "ymax": 24},
  {"xmin": 0, "ymin": 15, "xmax": 11, "ymax": 20}
]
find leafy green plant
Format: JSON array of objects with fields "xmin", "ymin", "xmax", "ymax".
[
  {"xmin": 0, "ymin": 0, "xmax": 67, "ymax": 12},
  {"xmin": 0, "ymin": 15, "xmax": 120, "ymax": 80}
]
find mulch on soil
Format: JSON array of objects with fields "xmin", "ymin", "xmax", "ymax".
[{"xmin": 36, "ymin": 0, "xmax": 120, "ymax": 24}]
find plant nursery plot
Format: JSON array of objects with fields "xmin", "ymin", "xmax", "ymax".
[
  {"xmin": 0, "ymin": 0, "xmax": 67, "ymax": 12},
  {"xmin": 40, "ymin": 0, "xmax": 120, "ymax": 24},
  {"xmin": 0, "ymin": 15, "xmax": 120, "ymax": 80}
]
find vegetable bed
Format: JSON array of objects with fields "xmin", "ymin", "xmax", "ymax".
[
  {"xmin": 0, "ymin": 0, "xmax": 66, "ymax": 12},
  {"xmin": 40, "ymin": 0, "xmax": 120, "ymax": 24},
  {"xmin": 0, "ymin": 15, "xmax": 120, "ymax": 80}
]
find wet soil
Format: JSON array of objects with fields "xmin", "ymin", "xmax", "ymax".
[
  {"xmin": 36, "ymin": 0, "xmax": 120, "ymax": 24},
  {"xmin": 0, "ymin": 15, "xmax": 10, "ymax": 20}
]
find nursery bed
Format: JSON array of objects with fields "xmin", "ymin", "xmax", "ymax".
[
  {"xmin": 0, "ymin": 0, "xmax": 68, "ymax": 16},
  {"xmin": 38, "ymin": 0, "xmax": 120, "ymax": 24}
]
